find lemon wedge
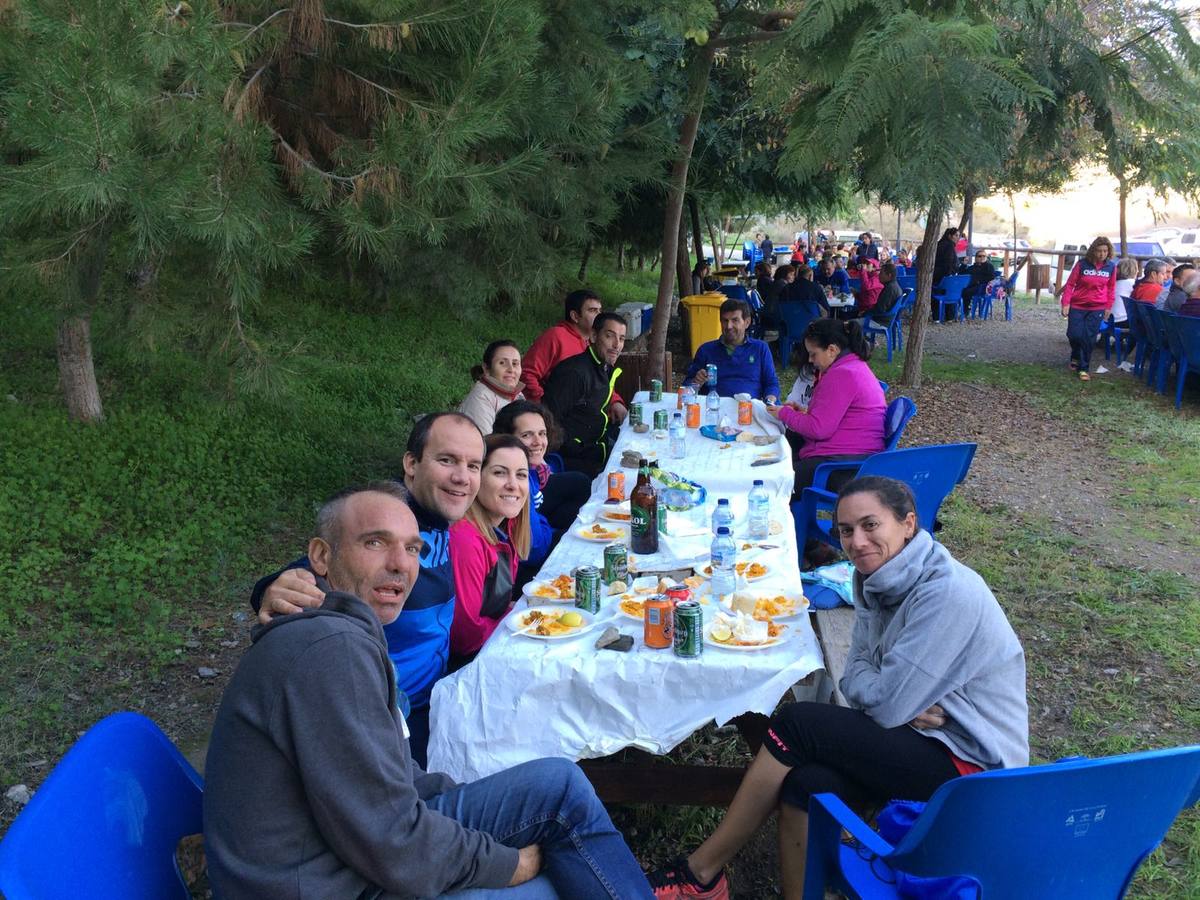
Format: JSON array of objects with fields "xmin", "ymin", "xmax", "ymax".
[{"xmin": 710, "ymin": 622, "xmax": 733, "ymax": 643}]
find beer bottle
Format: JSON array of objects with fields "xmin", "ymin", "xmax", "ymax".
[{"xmin": 630, "ymin": 458, "xmax": 659, "ymax": 554}]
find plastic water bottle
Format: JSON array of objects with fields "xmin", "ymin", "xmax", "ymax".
[
  {"xmin": 705, "ymin": 390, "xmax": 721, "ymax": 427},
  {"xmin": 748, "ymin": 479, "xmax": 770, "ymax": 540},
  {"xmin": 711, "ymin": 498, "xmax": 733, "ymax": 535},
  {"xmin": 711, "ymin": 526, "xmax": 736, "ymax": 599},
  {"xmin": 706, "ymin": 362, "xmax": 718, "ymax": 388},
  {"xmin": 669, "ymin": 412, "xmax": 686, "ymax": 459}
]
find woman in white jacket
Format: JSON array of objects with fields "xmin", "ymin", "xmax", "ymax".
[
  {"xmin": 456, "ymin": 339, "xmax": 525, "ymax": 435},
  {"xmin": 650, "ymin": 475, "xmax": 1028, "ymax": 899}
]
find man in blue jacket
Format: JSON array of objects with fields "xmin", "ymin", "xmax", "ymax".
[
  {"xmin": 684, "ymin": 298, "xmax": 780, "ymax": 401},
  {"xmin": 248, "ymin": 411, "xmax": 483, "ymax": 768}
]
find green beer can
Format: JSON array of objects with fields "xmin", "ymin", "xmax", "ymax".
[
  {"xmin": 628, "ymin": 402, "xmax": 644, "ymax": 427},
  {"xmin": 603, "ymin": 544, "xmax": 628, "ymax": 586},
  {"xmin": 653, "ymin": 408, "xmax": 668, "ymax": 432},
  {"xmin": 673, "ymin": 600, "xmax": 703, "ymax": 658},
  {"xmin": 649, "ymin": 379, "xmax": 663, "ymax": 402},
  {"xmin": 574, "ymin": 565, "xmax": 602, "ymax": 614}
]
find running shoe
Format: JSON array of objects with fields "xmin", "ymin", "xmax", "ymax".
[{"xmin": 647, "ymin": 859, "xmax": 731, "ymax": 899}]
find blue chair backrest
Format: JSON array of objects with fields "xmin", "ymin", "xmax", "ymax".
[
  {"xmin": 1161, "ymin": 312, "xmax": 1186, "ymax": 359},
  {"xmin": 717, "ymin": 284, "xmax": 749, "ymax": 302},
  {"xmin": 778, "ymin": 301, "xmax": 819, "ymax": 361},
  {"xmin": 935, "ymin": 274, "xmax": 972, "ymax": 301},
  {"xmin": 1141, "ymin": 304, "xmax": 1168, "ymax": 349},
  {"xmin": 848, "ymin": 277, "xmax": 862, "ymax": 292},
  {"xmin": 1004, "ymin": 270, "xmax": 1019, "ymax": 294},
  {"xmin": 0, "ymin": 712, "xmax": 204, "ymax": 899},
  {"xmin": 886, "ymin": 745, "xmax": 1200, "ymax": 896},
  {"xmin": 883, "ymin": 397, "xmax": 917, "ymax": 451},
  {"xmin": 854, "ymin": 444, "xmax": 976, "ymax": 532},
  {"xmin": 896, "ymin": 275, "xmax": 916, "ymax": 291},
  {"xmin": 1173, "ymin": 314, "xmax": 1200, "ymax": 368}
]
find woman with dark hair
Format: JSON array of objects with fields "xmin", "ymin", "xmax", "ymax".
[
  {"xmin": 649, "ymin": 476, "xmax": 1028, "ymax": 899},
  {"xmin": 769, "ymin": 319, "xmax": 886, "ymax": 498},
  {"xmin": 456, "ymin": 339, "xmax": 525, "ymax": 433},
  {"xmin": 1059, "ymin": 236, "xmax": 1117, "ymax": 381},
  {"xmin": 691, "ymin": 259, "xmax": 714, "ymax": 295},
  {"xmin": 754, "ymin": 260, "xmax": 775, "ymax": 298},
  {"xmin": 492, "ymin": 400, "xmax": 591, "ymax": 574},
  {"xmin": 448, "ymin": 435, "xmax": 532, "ymax": 663},
  {"xmin": 930, "ymin": 227, "xmax": 960, "ymax": 317}
]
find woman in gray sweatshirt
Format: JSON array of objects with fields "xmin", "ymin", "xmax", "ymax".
[{"xmin": 649, "ymin": 476, "xmax": 1029, "ymax": 899}]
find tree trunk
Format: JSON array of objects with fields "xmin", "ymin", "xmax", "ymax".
[
  {"xmin": 616, "ymin": 244, "xmax": 625, "ymax": 272},
  {"xmin": 648, "ymin": 43, "xmax": 717, "ymax": 377},
  {"xmin": 637, "ymin": 253, "xmax": 645, "ymax": 270},
  {"xmin": 57, "ymin": 314, "xmax": 103, "ymax": 423},
  {"xmin": 578, "ymin": 240, "xmax": 593, "ymax": 281},
  {"xmin": 1118, "ymin": 176, "xmax": 1129, "ymax": 257},
  {"xmin": 900, "ymin": 197, "xmax": 948, "ymax": 389},
  {"xmin": 706, "ymin": 216, "xmax": 723, "ymax": 267},
  {"xmin": 687, "ymin": 194, "xmax": 705, "ymax": 267},
  {"xmin": 956, "ymin": 186, "xmax": 976, "ymax": 234},
  {"xmin": 676, "ymin": 214, "xmax": 691, "ymax": 301}
]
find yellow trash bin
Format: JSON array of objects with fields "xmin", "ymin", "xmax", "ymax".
[{"xmin": 680, "ymin": 292, "xmax": 727, "ymax": 358}]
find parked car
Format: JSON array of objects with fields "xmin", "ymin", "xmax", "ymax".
[{"xmin": 1162, "ymin": 228, "xmax": 1200, "ymax": 260}]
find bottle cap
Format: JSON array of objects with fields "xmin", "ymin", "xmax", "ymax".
[
  {"xmin": 717, "ymin": 498, "xmax": 729, "ymax": 506},
  {"xmin": 753, "ymin": 479, "xmax": 763, "ymax": 487},
  {"xmin": 717, "ymin": 526, "xmax": 730, "ymax": 535}
]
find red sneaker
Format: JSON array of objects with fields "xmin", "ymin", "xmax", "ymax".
[{"xmin": 647, "ymin": 859, "xmax": 731, "ymax": 899}]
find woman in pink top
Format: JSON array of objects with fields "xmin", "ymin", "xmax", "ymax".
[
  {"xmin": 770, "ymin": 319, "xmax": 886, "ymax": 499},
  {"xmin": 1059, "ymin": 236, "xmax": 1116, "ymax": 381},
  {"xmin": 448, "ymin": 435, "xmax": 532, "ymax": 664}
]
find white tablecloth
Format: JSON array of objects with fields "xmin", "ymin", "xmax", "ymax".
[{"xmin": 427, "ymin": 392, "xmax": 824, "ymax": 782}]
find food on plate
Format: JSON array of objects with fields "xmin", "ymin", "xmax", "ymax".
[
  {"xmin": 603, "ymin": 511, "xmax": 632, "ymax": 521},
  {"xmin": 700, "ymin": 561, "xmax": 769, "ymax": 579},
  {"xmin": 710, "ymin": 611, "xmax": 785, "ymax": 646},
  {"xmin": 618, "ymin": 598, "xmax": 645, "ymax": 618},
  {"xmin": 608, "ymin": 579, "xmax": 628, "ymax": 596},
  {"xmin": 682, "ymin": 574, "xmax": 705, "ymax": 591},
  {"xmin": 731, "ymin": 592, "xmax": 802, "ymax": 621},
  {"xmin": 529, "ymin": 573, "xmax": 574, "ymax": 600},
  {"xmin": 518, "ymin": 609, "xmax": 585, "ymax": 637},
  {"xmin": 581, "ymin": 523, "xmax": 624, "ymax": 541}
]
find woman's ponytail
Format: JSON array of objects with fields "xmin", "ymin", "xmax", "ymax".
[{"xmin": 843, "ymin": 320, "xmax": 872, "ymax": 361}]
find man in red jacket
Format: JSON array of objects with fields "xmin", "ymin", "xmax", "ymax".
[{"xmin": 522, "ymin": 289, "xmax": 625, "ymax": 416}]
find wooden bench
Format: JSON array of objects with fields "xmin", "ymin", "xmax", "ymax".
[
  {"xmin": 812, "ymin": 606, "xmax": 855, "ymax": 707},
  {"xmin": 615, "ymin": 350, "xmax": 673, "ymax": 400}
]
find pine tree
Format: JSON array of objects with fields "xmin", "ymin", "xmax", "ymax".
[{"xmin": 0, "ymin": 0, "xmax": 313, "ymax": 421}]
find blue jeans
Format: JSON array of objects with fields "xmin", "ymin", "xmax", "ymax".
[
  {"xmin": 1067, "ymin": 308, "xmax": 1103, "ymax": 372},
  {"xmin": 421, "ymin": 757, "xmax": 652, "ymax": 900}
]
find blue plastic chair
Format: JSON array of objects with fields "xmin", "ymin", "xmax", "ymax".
[
  {"xmin": 802, "ymin": 744, "xmax": 1200, "ymax": 900},
  {"xmin": 717, "ymin": 283, "xmax": 749, "ymax": 302},
  {"xmin": 1100, "ymin": 303, "xmax": 1131, "ymax": 362},
  {"xmin": 1164, "ymin": 313, "xmax": 1200, "ymax": 409},
  {"xmin": 848, "ymin": 277, "xmax": 862, "ymax": 293},
  {"xmin": 778, "ymin": 300, "xmax": 820, "ymax": 365},
  {"xmin": 1143, "ymin": 307, "xmax": 1178, "ymax": 394},
  {"xmin": 933, "ymin": 275, "xmax": 971, "ymax": 323},
  {"xmin": 882, "ymin": 396, "xmax": 917, "ymax": 451},
  {"xmin": 896, "ymin": 274, "xmax": 916, "ymax": 292},
  {"xmin": 793, "ymin": 443, "xmax": 975, "ymax": 552},
  {"xmin": 1127, "ymin": 299, "xmax": 1152, "ymax": 376},
  {"xmin": 0, "ymin": 712, "xmax": 204, "ymax": 899},
  {"xmin": 862, "ymin": 289, "xmax": 912, "ymax": 363}
]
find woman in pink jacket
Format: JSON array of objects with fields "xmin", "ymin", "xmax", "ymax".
[
  {"xmin": 770, "ymin": 318, "xmax": 886, "ymax": 499},
  {"xmin": 448, "ymin": 435, "xmax": 532, "ymax": 664},
  {"xmin": 1059, "ymin": 236, "xmax": 1117, "ymax": 381}
]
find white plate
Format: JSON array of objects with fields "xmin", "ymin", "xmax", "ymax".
[
  {"xmin": 522, "ymin": 578, "xmax": 575, "ymax": 604},
  {"xmin": 576, "ymin": 524, "xmax": 627, "ymax": 543},
  {"xmin": 598, "ymin": 503, "xmax": 633, "ymax": 524},
  {"xmin": 704, "ymin": 621, "xmax": 790, "ymax": 651},
  {"xmin": 720, "ymin": 591, "xmax": 810, "ymax": 621},
  {"xmin": 507, "ymin": 607, "xmax": 596, "ymax": 640},
  {"xmin": 615, "ymin": 597, "xmax": 646, "ymax": 622}
]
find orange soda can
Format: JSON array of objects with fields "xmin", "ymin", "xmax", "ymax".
[
  {"xmin": 643, "ymin": 594, "xmax": 674, "ymax": 648},
  {"xmin": 607, "ymin": 471, "xmax": 625, "ymax": 501},
  {"xmin": 686, "ymin": 402, "xmax": 701, "ymax": 428},
  {"xmin": 738, "ymin": 399, "xmax": 753, "ymax": 425}
]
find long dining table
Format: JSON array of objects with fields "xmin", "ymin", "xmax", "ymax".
[{"xmin": 427, "ymin": 392, "xmax": 825, "ymax": 789}]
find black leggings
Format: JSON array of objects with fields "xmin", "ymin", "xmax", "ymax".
[
  {"xmin": 763, "ymin": 702, "xmax": 961, "ymax": 810},
  {"xmin": 793, "ymin": 454, "xmax": 868, "ymax": 500},
  {"xmin": 540, "ymin": 471, "xmax": 592, "ymax": 530}
]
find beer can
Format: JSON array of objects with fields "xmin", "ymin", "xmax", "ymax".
[
  {"xmin": 653, "ymin": 409, "xmax": 668, "ymax": 432},
  {"xmin": 677, "ymin": 387, "xmax": 687, "ymax": 410},
  {"xmin": 574, "ymin": 566, "xmax": 602, "ymax": 614},
  {"xmin": 705, "ymin": 363, "xmax": 718, "ymax": 387},
  {"xmin": 673, "ymin": 600, "xmax": 703, "ymax": 658},
  {"xmin": 656, "ymin": 504, "xmax": 668, "ymax": 534},
  {"xmin": 603, "ymin": 543, "xmax": 628, "ymax": 587},
  {"xmin": 738, "ymin": 399, "xmax": 753, "ymax": 425},
  {"xmin": 643, "ymin": 594, "xmax": 674, "ymax": 649},
  {"xmin": 649, "ymin": 378, "xmax": 663, "ymax": 402},
  {"xmin": 686, "ymin": 402, "xmax": 701, "ymax": 428},
  {"xmin": 607, "ymin": 470, "xmax": 625, "ymax": 501},
  {"xmin": 628, "ymin": 402, "xmax": 644, "ymax": 427},
  {"xmin": 665, "ymin": 584, "xmax": 691, "ymax": 606}
]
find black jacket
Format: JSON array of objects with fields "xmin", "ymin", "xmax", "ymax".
[
  {"xmin": 933, "ymin": 238, "xmax": 959, "ymax": 284},
  {"xmin": 543, "ymin": 347, "xmax": 622, "ymax": 470}
]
